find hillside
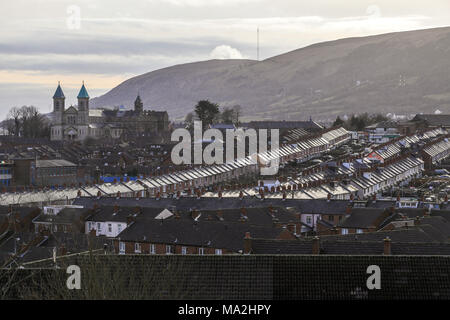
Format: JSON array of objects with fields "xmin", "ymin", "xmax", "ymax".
[{"xmin": 91, "ymin": 26, "xmax": 450, "ymax": 121}]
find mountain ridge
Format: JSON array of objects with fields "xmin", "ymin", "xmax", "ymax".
[{"xmin": 91, "ymin": 26, "xmax": 450, "ymax": 121}]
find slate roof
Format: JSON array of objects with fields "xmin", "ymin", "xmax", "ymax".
[
  {"xmin": 74, "ymin": 197, "xmax": 355, "ymax": 215},
  {"xmin": 0, "ymin": 206, "xmax": 40, "ymax": 220},
  {"xmin": 33, "ymin": 207, "xmax": 91, "ymax": 224},
  {"xmin": 338, "ymin": 208, "xmax": 392, "ymax": 229},
  {"xmin": 183, "ymin": 206, "xmax": 299, "ymax": 226},
  {"xmin": 242, "ymin": 120, "xmax": 323, "ymax": 130},
  {"xmin": 117, "ymin": 218, "xmax": 285, "ymax": 252},
  {"xmin": 413, "ymin": 114, "xmax": 450, "ymax": 127},
  {"xmin": 87, "ymin": 206, "xmax": 168, "ymax": 223},
  {"xmin": 321, "ymin": 227, "xmax": 438, "ymax": 243},
  {"xmin": 35, "ymin": 159, "xmax": 76, "ymax": 168}
]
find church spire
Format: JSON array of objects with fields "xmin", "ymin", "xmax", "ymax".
[
  {"xmin": 53, "ymin": 82, "xmax": 65, "ymax": 99},
  {"xmin": 77, "ymin": 82, "xmax": 89, "ymax": 99}
]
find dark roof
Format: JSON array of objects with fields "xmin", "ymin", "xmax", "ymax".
[
  {"xmin": 366, "ymin": 120, "xmax": 398, "ymax": 129},
  {"xmin": 0, "ymin": 232, "xmax": 112, "ymax": 266},
  {"xmin": 242, "ymin": 120, "xmax": 323, "ymax": 130},
  {"xmin": 188, "ymin": 206, "xmax": 299, "ymax": 226},
  {"xmin": 431, "ymin": 209, "xmax": 450, "ymax": 222},
  {"xmin": 412, "ymin": 114, "xmax": 450, "ymax": 127},
  {"xmin": 74, "ymin": 197, "xmax": 355, "ymax": 215},
  {"xmin": 42, "ymin": 232, "xmax": 112, "ymax": 252},
  {"xmin": 0, "ymin": 206, "xmax": 40, "ymax": 220},
  {"xmin": 33, "ymin": 207, "xmax": 90, "ymax": 224},
  {"xmin": 118, "ymin": 218, "xmax": 285, "ymax": 252},
  {"xmin": 321, "ymin": 227, "xmax": 437, "ymax": 243},
  {"xmin": 396, "ymin": 207, "xmax": 427, "ymax": 218},
  {"xmin": 87, "ymin": 206, "xmax": 168, "ymax": 223},
  {"xmin": 338, "ymin": 208, "xmax": 391, "ymax": 229}
]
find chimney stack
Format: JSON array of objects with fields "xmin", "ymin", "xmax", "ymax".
[
  {"xmin": 243, "ymin": 232, "xmax": 252, "ymax": 254},
  {"xmin": 414, "ymin": 216, "xmax": 420, "ymax": 226},
  {"xmin": 126, "ymin": 214, "xmax": 136, "ymax": 225},
  {"xmin": 383, "ymin": 237, "xmax": 391, "ymax": 255},
  {"xmin": 59, "ymin": 243, "xmax": 67, "ymax": 256},
  {"xmin": 312, "ymin": 236, "xmax": 320, "ymax": 255}
]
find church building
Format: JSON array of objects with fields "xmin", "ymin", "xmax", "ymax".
[{"xmin": 50, "ymin": 83, "xmax": 169, "ymax": 142}]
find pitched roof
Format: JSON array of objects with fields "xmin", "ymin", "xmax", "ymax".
[
  {"xmin": 77, "ymin": 83, "xmax": 89, "ymax": 99},
  {"xmin": 413, "ymin": 114, "xmax": 450, "ymax": 127},
  {"xmin": 33, "ymin": 207, "xmax": 90, "ymax": 224},
  {"xmin": 53, "ymin": 84, "xmax": 65, "ymax": 99},
  {"xmin": 118, "ymin": 218, "xmax": 284, "ymax": 252},
  {"xmin": 338, "ymin": 208, "xmax": 392, "ymax": 229}
]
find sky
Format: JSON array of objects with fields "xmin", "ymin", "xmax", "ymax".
[{"xmin": 1, "ymin": 0, "xmax": 450, "ymax": 119}]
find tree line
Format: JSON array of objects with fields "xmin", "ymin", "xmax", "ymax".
[
  {"xmin": 184, "ymin": 100, "xmax": 242, "ymax": 130},
  {"xmin": 333, "ymin": 113, "xmax": 388, "ymax": 131},
  {"xmin": 2, "ymin": 106, "xmax": 50, "ymax": 138}
]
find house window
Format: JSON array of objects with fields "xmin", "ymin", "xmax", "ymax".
[
  {"xmin": 328, "ymin": 215, "xmax": 334, "ymax": 222},
  {"xmin": 166, "ymin": 245, "xmax": 174, "ymax": 255},
  {"xmin": 181, "ymin": 247, "xmax": 187, "ymax": 255},
  {"xmin": 150, "ymin": 244, "xmax": 156, "ymax": 254},
  {"xmin": 341, "ymin": 228, "xmax": 348, "ymax": 235},
  {"xmin": 135, "ymin": 243, "xmax": 141, "ymax": 253},
  {"xmin": 356, "ymin": 229, "xmax": 363, "ymax": 234},
  {"xmin": 108, "ymin": 224, "xmax": 112, "ymax": 233},
  {"xmin": 119, "ymin": 242, "xmax": 125, "ymax": 254},
  {"xmin": 306, "ymin": 216, "xmax": 312, "ymax": 225},
  {"xmin": 97, "ymin": 222, "xmax": 101, "ymax": 232},
  {"xmin": 198, "ymin": 247, "xmax": 205, "ymax": 255},
  {"xmin": 117, "ymin": 224, "xmax": 122, "ymax": 233},
  {"xmin": 215, "ymin": 249, "xmax": 222, "ymax": 255}
]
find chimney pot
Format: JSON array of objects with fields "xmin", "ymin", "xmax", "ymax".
[
  {"xmin": 312, "ymin": 236, "xmax": 320, "ymax": 255},
  {"xmin": 243, "ymin": 232, "xmax": 252, "ymax": 254},
  {"xmin": 383, "ymin": 237, "xmax": 391, "ymax": 255}
]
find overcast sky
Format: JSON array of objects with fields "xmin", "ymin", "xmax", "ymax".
[{"xmin": 1, "ymin": 0, "xmax": 449, "ymax": 118}]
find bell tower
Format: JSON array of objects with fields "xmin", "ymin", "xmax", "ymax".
[
  {"xmin": 53, "ymin": 82, "xmax": 65, "ymax": 123},
  {"xmin": 134, "ymin": 94, "xmax": 143, "ymax": 114},
  {"xmin": 77, "ymin": 81, "xmax": 90, "ymax": 124}
]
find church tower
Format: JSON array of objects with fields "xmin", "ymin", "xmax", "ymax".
[
  {"xmin": 53, "ymin": 82, "xmax": 65, "ymax": 124},
  {"xmin": 77, "ymin": 82, "xmax": 90, "ymax": 124},
  {"xmin": 134, "ymin": 94, "xmax": 143, "ymax": 114}
]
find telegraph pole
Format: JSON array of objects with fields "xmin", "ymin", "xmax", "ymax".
[{"xmin": 257, "ymin": 27, "xmax": 260, "ymax": 61}]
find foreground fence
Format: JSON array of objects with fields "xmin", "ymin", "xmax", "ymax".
[{"xmin": 1, "ymin": 254, "xmax": 450, "ymax": 299}]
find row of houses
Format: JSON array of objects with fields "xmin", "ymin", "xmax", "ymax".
[
  {"xmin": 0, "ymin": 127, "xmax": 350, "ymax": 206},
  {"xmin": 4, "ymin": 197, "xmax": 450, "ymax": 263}
]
